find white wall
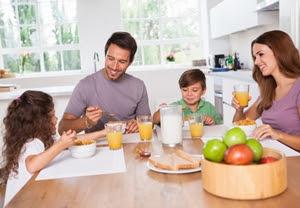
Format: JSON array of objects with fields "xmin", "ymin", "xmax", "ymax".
[{"xmin": 229, "ymin": 24, "xmax": 279, "ymax": 69}]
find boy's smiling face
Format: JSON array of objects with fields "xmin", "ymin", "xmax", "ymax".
[{"xmin": 181, "ymin": 82, "xmax": 206, "ymax": 106}]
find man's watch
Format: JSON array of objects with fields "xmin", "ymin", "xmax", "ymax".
[{"xmin": 84, "ymin": 116, "xmax": 93, "ymax": 129}]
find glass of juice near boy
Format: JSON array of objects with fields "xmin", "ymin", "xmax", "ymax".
[
  {"xmin": 234, "ymin": 84, "xmax": 250, "ymax": 107},
  {"xmin": 137, "ymin": 115, "xmax": 153, "ymax": 141},
  {"xmin": 188, "ymin": 114, "xmax": 204, "ymax": 139},
  {"xmin": 105, "ymin": 122, "xmax": 123, "ymax": 150}
]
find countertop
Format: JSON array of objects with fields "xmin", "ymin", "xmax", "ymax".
[{"xmin": 0, "ymin": 85, "xmax": 74, "ymax": 101}]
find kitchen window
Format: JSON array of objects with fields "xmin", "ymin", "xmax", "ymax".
[
  {"xmin": 120, "ymin": 0, "xmax": 209, "ymax": 66},
  {"xmin": 0, "ymin": 0, "xmax": 81, "ymax": 74}
]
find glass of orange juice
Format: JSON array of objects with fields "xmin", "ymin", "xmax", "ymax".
[
  {"xmin": 105, "ymin": 122, "xmax": 123, "ymax": 150},
  {"xmin": 234, "ymin": 84, "xmax": 250, "ymax": 107},
  {"xmin": 137, "ymin": 115, "xmax": 153, "ymax": 141},
  {"xmin": 188, "ymin": 114, "xmax": 204, "ymax": 139}
]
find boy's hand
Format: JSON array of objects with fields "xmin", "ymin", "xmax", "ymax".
[{"xmin": 203, "ymin": 116, "xmax": 214, "ymax": 125}]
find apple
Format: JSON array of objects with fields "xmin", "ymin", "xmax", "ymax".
[
  {"xmin": 223, "ymin": 127, "xmax": 247, "ymax": 147},
  {"xmin": 246, "ymin": 138, "xmax": 263, "ymax": 162},
  {"xmin": 203, "ymin": 139, "xmax": 227, "ymax": 163},
  {"xmin": 260, "ymin": 156, "xmax": 278, "ymax": 164},
  {"xmin": 224, "ymin": 144, "xmax": 254, "ymax": 165}
]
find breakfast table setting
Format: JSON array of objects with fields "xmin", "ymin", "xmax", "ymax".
[{"xmin": 1, "ymin": 122, "xmax": 300, "ymax": 208}]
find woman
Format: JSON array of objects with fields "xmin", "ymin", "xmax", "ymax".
[{"xmin": 232, "ymin": 30, "xmax": 300, "ymax": 150}]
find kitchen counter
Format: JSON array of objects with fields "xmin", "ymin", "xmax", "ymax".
[{"xmin": 0, "ymin": 85, "xmax": 75, "ymax": 101}]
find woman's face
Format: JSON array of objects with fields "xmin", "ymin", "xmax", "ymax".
[
  {"xmin": 49, "ymin": 109, "xmax": 58, "ymax": 134},
  {"xmin": 181, "ymin": 82, "xmax": 205, "ymax": 106},
  {"xmin": 252, "ymin": 43, "xmax": 279, "ymax": 76}
]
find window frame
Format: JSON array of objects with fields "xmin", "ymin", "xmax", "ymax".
[{"xmin": 0, "ymin": 0, "xmax": 81, "ymax": 74}]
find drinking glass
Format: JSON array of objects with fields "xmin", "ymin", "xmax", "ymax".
[
  {"xmin": 188, "ymin": 114, "xmax": 204, "ymax": 139},
  {"xmin": 137, "ymin": 115, "xmax": 153, "ymax": 141},
  {"xmin": 234, "ymin": 84, "xmax": 250, "ymax": 107},
  {"xmin": 105, "ymin": 122, "xmax": 123, "ymax": 150}
]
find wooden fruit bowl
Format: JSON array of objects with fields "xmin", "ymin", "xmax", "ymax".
[{"xmin": 201, "ymin": 148, "xmax": 287, "ymax": 200}]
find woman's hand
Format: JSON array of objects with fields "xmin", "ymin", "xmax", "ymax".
[
  {"xmin": 252, "ymin": 124, "xmax": 282, "ymax": 140},
  {"xmin": 231, "ymin": 93, "xmax": 252, "ymax": 111},
  {"xmin": 203, "ymin": 116, "xmax": 214, "ymax": 125}
]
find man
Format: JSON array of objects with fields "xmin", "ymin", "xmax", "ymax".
[{"xmin": 58, "ymin": 32, "xmax": 151, "ymax": 135}]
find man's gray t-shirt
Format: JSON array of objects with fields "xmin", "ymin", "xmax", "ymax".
[{"xmin": 65, "ymin": 69, "xmax": 151, "ymax": 132}]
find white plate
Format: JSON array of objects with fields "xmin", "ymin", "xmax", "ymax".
[{"xmin": 147, "ymin": 155, "xmax": 202, "ymax": 174}]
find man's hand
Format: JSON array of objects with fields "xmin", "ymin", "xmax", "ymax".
[
  {"xmin": 125, "ymin": 119, "xmax": 139, "ymax": 133},
  {"xmin": 85, "ymin": 106, "xmax": 103, "ymax": 128}
]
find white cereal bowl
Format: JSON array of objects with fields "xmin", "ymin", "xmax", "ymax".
[
  {"xmin": 233, "ymin": 123, "xmax": 257, "ymax": 136},
  {"xmin": 69, "ymin": 142, "xmax": 96, "ymax": 159}
]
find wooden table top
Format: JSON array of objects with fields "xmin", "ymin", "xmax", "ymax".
[{"xmin": 2, "ymin": 138, "xmax": 300, "ymax": 208}]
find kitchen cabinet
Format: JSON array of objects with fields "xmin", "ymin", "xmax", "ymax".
[
  {"xmin": 222, "ymin": 77, "xmax": 259, "ymax": 126},
  {"xmin": 204, "ymin": 74, "xmax": 215, "ymax": 105},
  {"xmin": 210, "ymin": 0, "xmax": 278, "ymax": 38}
]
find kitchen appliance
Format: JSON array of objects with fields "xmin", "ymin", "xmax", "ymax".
[{"xmin": 214, "ymin": 54, "xmax": 225, "ymax": 68}]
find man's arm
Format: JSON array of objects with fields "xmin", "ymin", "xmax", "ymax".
[{"xmin": 58, "ymin": 113, "xmax": 87, "ymax": 135}]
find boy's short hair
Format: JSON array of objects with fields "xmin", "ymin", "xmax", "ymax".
[{"xmin": 178, "ymin": 69, "xmax": 206, "ymax": 89}]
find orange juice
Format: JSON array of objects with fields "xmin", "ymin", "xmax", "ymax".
[
  {"xmin": 235, "ymin": 91, "xmax": 249, "ymax": 107},
  {"xmin": 189, "ymin": 122, "xmax": 203, "ymax": 138},
  {"xmin": 138, "ymin": 122, "xmax": 153, "ymax": 140},
  {"xmin": 107, "ymin": 131, "xmax": 122, "ymax": 150}
]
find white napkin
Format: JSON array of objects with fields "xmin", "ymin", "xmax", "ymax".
[{"xmin": 36, "ymin": 147, "xmax": 126, "ymax": 180}]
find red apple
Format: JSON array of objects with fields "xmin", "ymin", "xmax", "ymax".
[
  {"xmin": 224, "ymin": 144, "xmax": 254, "ymax": 165},
  {"xmin": 259, "ymin": 156, "xmax": 278, "ymax": 164}
]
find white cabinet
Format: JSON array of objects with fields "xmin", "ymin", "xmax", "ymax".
[
  {"xmin": 222, "ymin": 77, "xmax": 259, "ymax": 126},
  {"xmin": 210, "ymin": 0, "xmax": 278, "ymax": 38}
]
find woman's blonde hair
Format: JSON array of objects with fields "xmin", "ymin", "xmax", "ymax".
[{"xmin": 251, "ymin": 30, "xmax": 300, "ymax": 114}]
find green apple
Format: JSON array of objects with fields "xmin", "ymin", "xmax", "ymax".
[
  {"xmin": 246, "ymin": 138, "xmax": 263, "ymax": 162},
  {"xmin": 203, "ymin": 139, "xmax": 227, "ymax": 163},
  {"xmin": 223, "ymin": 127, "xmax": 247, "ymax": 147}
]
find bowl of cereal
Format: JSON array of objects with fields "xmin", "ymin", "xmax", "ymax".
[
  {"xmin": 69, "ymin": 139, "xmax": 96, "ymax": 158},
  {"xmin": 233, "ymin": 118, "xmax": 257, "ymax": 136}
]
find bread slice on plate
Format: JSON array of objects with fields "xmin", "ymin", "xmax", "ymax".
[
  {"xmin": 148, "ymin": 150, "xmax": 201, "ymax": 171},
  {"xmin": 148, "ymin": 154, "xmax": 177, "ymax": 171}
]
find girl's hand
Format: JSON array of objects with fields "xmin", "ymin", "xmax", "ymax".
[
  {"xmin": 252, "ymin": 124, "xmax": 281, "ymax": 140},
  {"xmin": 203, "ymin": 116, "xmax": 214, "ymax": 125},
  {"xmin": 59, "ymin": 129, "xmax": 76, "ymax": 149}
]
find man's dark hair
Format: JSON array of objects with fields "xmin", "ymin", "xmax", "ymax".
[{"xmin": 105, "ymin": 32, "xmax": 137, "ymax": 63}]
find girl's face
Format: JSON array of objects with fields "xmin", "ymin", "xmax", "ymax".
[
  {"xmin": 49, "ymin": 109, "xmax": 58, "ymax": 134},
  {"xmin": 181, "ymin": 82, "xmax": 205, "ymax": 106},
  {"xmin": 252, "ymin": 43, "xmax": 279, "ymax": 76}
]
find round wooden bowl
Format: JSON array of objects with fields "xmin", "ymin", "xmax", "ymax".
[{"xmin": 201, "ymin": 147, "xmax": 287, "ymax": 200}]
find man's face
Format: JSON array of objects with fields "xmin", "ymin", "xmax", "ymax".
[{"xmin": 104, "ymin": 43, "xmax": 131, "ymax": 80}]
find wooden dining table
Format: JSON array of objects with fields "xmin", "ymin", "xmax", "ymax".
[{"xmin": 1, "ymin": 130, "xmax": 300, "ymax": 208}]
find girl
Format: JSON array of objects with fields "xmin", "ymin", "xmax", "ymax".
[
  {"xmin": 153, "ymin": 69, "xmax": 223, "ymax": 125},
  {"xmin": 0, "ymin": 90, "xmax": 77, "ymax": 206},
  {"xmin": 232, "ymin": 30, "xmax": 300, "ymax": 150}
]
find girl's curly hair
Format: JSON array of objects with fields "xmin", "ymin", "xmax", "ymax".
[{"xmin": 0, "ymin": 90, "xmax": 55, "ymax": 185}]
